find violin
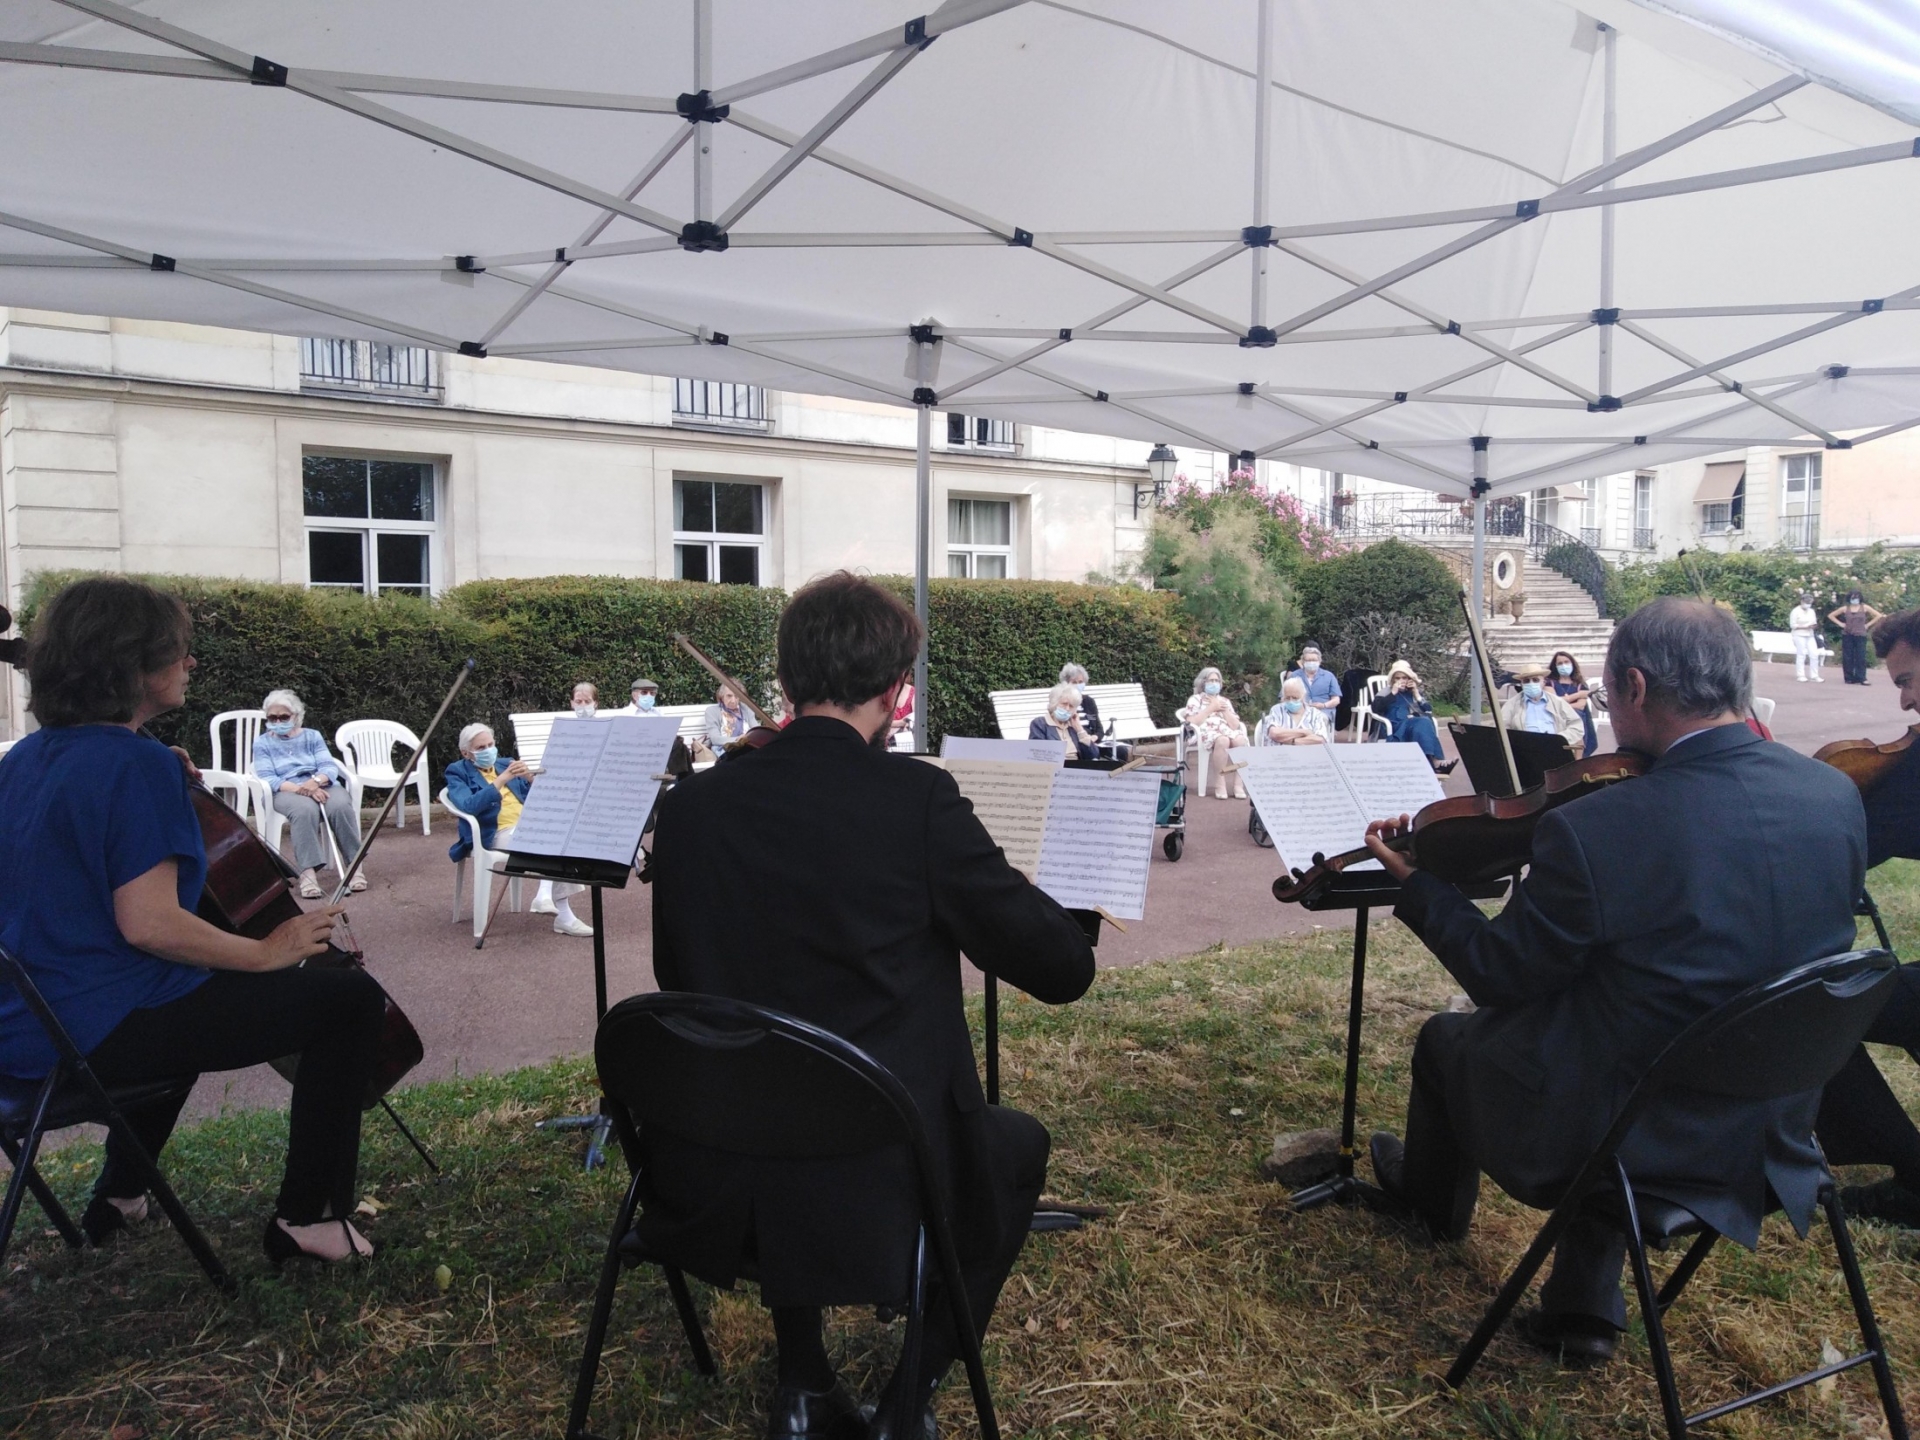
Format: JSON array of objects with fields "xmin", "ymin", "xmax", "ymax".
[
  {"xmin": 1273, "ymin": 748, "xmax": 1649, "ymax": 906},
  {"xmin": 1815, "ymin": 725, "xmax": 1920, "ymax": 795}
]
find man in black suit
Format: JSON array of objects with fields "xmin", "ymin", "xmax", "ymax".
[
  {"xmin": 1364, "ymin": 597, "xmax": 1865, "ymax": 1362},
  {"xmin": 645, "ymin": 572, "xmax": 1097, "ymax": 1438}
]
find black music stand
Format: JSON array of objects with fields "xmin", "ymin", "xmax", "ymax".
[
  {"xmin": 1281, "ymin": 867, "xmax": 1509, "ymax": 1212},
  {"xmin": 508, "ymin": 852, "xmax": 637, "ymax": 1171},
  {"xmin": 1447, "ymin": 720, "xmax": 1574, "ymax": 797},
  {"xmin": 984, "ymin": 907, "xmax": 1107, "ymax": 1232}
]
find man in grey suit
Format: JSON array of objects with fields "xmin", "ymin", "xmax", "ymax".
[{"xmin": 1364, "ymin": 597, "xmax": 1866, "ymax": 1362}]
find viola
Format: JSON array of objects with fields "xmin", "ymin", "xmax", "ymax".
[
  {"xmin": 190, "ymin": 780, "xmax": 423, "ymax": 1105},
  {"xmin": 1815, "ymin": 724, "xmax": 1920, "ymax": 795},
  {"xmin": 1273, "ymin": 748, "xmax": 1649, "ymax": 906}
]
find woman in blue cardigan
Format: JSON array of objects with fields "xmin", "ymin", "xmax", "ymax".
[
  {"xmin": 252, "ymin": 689, "xmax": 365, "ymax": 899},
  {"xmin": 444, "ymin": 723, "xmax": 590, "ymax": 936}
]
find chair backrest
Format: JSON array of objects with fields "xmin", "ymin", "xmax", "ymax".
[
  {"xmin": 0, "ymin": 942, "xmax": 89, "ymax": 1079},
  {"xmin": 987, "ymin": 687, "xmax": 1054, "ymax": 739},
  {"xmin": 336, "ymin": 719, "xmax": 422, "ymax": 780},
  {"xmin": 507, "ymin": 711, "xmax": 568, "ymax": 769},
  {"xmin": 437, "ymin": 786, "xmax": 495, "ymax": 858},
  {"xmin": 596, "ymin": 992, "xmax": 925, "ymax": 1163},
  {"xmin": 209, "ymin": 709, "xmax": 265, "ymax": 773},
  {"xmin": 198, "ymin": 767, "xmax": 256, "ymax": 821},
  {"xmin": 988, "ymin": 682, "xmax": 1167, "ymax": 741},
  {"xmin": 1752, "ymin": 696, "xmax": 1777, "ymax": 727},
  {"xmin": 654, "ymin": 703, "xmax": 710, "ymax": 744}
]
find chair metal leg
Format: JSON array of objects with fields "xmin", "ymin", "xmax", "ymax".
[
  {"xmin": 1654, "ymin": 1228, "xmax": 1719, "ymax": 1314},
  {"xmin": 1446, "ymin": 1194, "xmax": 1584, "ymax": 1388},
  {"xmin": 94, "ymin": 1099, "xmax": 231, "ymax": 1291},
  {"xmin": 377, "ymin": 1097, "xmax": 438, "ymax": 1175},
  {"xmin": 567, "ymin": 1168, "xmax": 646, "ymax": 1440},
  {"xmin": 0, "ymin": 1126, "xmax": 84, "ymax": 1249},
  {"xmin": 892, "ymin": 1228, "xmax": 931, "ymax": 1440},
  {"xmin": 1822, "ymin": 1185, "xmax": 1911, "ymax": 1440},
  {"xmin": 0, "ymin": 1073, "xmax": 60, "ymax": 1267},
  {"xmin": 662, "ymin": 1265, "xmax": 716, "ymax": 1377},
  {"xmin": 1619, "ymin": 1170, "xmax": 1689, "ymax": 1440}
]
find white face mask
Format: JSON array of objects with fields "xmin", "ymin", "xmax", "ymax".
[
  {"xmin": 573, "ymin": 702, "xmax": 597, "ymax": 718},
  {"xmin": 1302, "ymin": 659, "xmax": 1320, "ymax": 674}
]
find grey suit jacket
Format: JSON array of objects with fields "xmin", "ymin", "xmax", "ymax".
[{"xmin": 1394, "ymin": 723, "xmax": 1866, "ymax": 1244}]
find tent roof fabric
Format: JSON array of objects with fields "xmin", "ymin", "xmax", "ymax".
[
  {"xmin": 1694, "ymin": 459, "xmax": 1748, "ymax": 502},
  {"xmin": 1, "ymin": 0, "xmax": 1919, "ymax": 498}
]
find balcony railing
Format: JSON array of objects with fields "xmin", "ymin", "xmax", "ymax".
[
  {"xmin": 673, "ymin": 379, "xmax": 769, "ymax": 430},
  {"xmin": 1579, "ymin": 526, "xmax": 1601, "ymax": 548},
  {"xmin": 1780, "ymin": 513, "xmax": 1821, "ymax": 551},
  {"xmin": 300, "ymin": 338, "xmax": 439, "ymax": 398},
  {"xmin": 1633, "ymin": 526, "xmax": 1655, "ymax": 550}
]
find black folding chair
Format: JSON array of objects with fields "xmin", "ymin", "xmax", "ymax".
[
  {"xmin": 0, "ymin": 944, "xmax": 230, "ymax": 1290},
  {"xmin": 568, "ymin": 991, "xmax": 1001, "ymax": 1440},
  {"xmin": 1447, "ymin": 949, "xmax": 1907, "ymax": 1440}
]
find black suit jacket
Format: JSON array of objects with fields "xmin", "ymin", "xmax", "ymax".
[
  {"xmin": 642, "ymin": 715, "xmax": 1096, "ymax": 1306},
  {"xmin": 1395, "ymin": 724, "xmax": 1865, "ymax": 1245}
]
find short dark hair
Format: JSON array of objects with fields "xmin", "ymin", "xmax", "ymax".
[
  {"xmin": 777, "ymin": 571, "xmax": 922, "ymax": 709},
  {"xmin": 26, "ymin": 576, "xmax": 192, "ymax": 727},
  {"xmin": 1872, "ymin": 607, "xmax": 1920, "ymax": 659},
  {"xmin": 1604, "ymin": 596, "xmax": 1751, "ymax": 717}
]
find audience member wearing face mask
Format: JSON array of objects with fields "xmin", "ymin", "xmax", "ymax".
[
  {"xmin": 569, "ymin": 681, "xmax": 601, "ymax": 719},
  {"xmin": 1547, "ymin": 651, "xmax": 1597, "ymax": 758},
  {"xmin": 624, "ymin": 678, "xmax": 660, "ymax": 714},
  {"xmin": 1029, "ymin": 681, "xmax": 1099, "ymax": 761},
  {"xmin": 1283, "ymin": 643, "xmax": 1342, "ymax": 718},
  {"xmin": 1259, "ymin": 675, "xmax": 1332, "ymax": 746},
  {"xmin": 443, "ymin": 723, "xmax": 593, "ymax": 937},
  {"xmin": 1501, "ymin": 663, "xmax": 1585, "ymax": 749},
  {"xmin": 1180, "ymin": 666, "xmax": 1250, "ymax": 799},
  {"xmin": 251, "ymin": 688, "xmax": 368, "ymax": 899},
  {"xmin": 1371, "ymin": 661, "xmax": 1458, "ymax": 774}
]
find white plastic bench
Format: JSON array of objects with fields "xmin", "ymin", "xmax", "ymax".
[
  {"xmin": 1752, "ymin": 630, "xmax": 1832, "ymax": 664},
  {"xmin": 988, "ymin": 682, "xmax": 1181, "ymax": 746}
]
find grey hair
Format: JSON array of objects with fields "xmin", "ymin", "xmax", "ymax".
[
  {"xmin": 262, "ymin": 688, "xmax": 304, "ymax": 722},
  {"xmin": 1192, "ymin": 665, "xmax": 1224, "ymax": 694},
  {"xmin": 1047, "ymin": 682, "xmax": 1081, "ymax": 713},
  {"xmin": 457, "ymin": 721, "xmax": 495, "ymax": 755},
  {"xmin": 1605, "ymin": 596, "xmax": 1752, "ymax": 717},
  {"xmin": 1059, "ymin": 661, "xmax": 1089, "ymax": 686},
  {"xmin": 1280, "ymin": 675, "xmax": 1307, "ymax": 699}
]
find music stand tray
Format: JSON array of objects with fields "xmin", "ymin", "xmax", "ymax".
[
  {"xmin": 505, "ymin": 851, "xmax": 635, "ymax": 1171},
  {"xmin": 1283, "ymin": 869, "xmax": 1508, "ymax": 1212},
  {"xmin": 1447, "ymin": 721, "xmax": 1574, "ymax": 797}
]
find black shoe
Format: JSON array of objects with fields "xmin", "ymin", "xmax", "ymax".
[
  {"xmin": 1433, "ymin": 759, "xmax": 1459, "ymax": 776},
  {"xmin": 1368, "ymin": 1132, "xmax": 1409, "ymax": 1206},
  {"xmin": 1515, "ymin": 1308, "xmax": 1618, "ymax": 1365},
  {"xmin": 1841, "ymin": 1177, "xmax": 1920, "ymax": 1228},
  {"xmin": 80, "ymin": 1193, "xmax": 143, "ymax": 1246},
  {"xmin": 766, "ymin": 1381, "xmax": 863, "ymax": 1440},
  {"xmin": 861, "ymin": 1401, "xmax": 937, "ymax": 1440},
  {"xmin": 261, "ymin": 1216, "xmax": 371, "ymax": 1267}
]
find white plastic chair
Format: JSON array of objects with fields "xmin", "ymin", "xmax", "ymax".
[
  {"xmin": 440, "ymin": 787, "xmax": 524, "ymax": 940},
  {"xmin": 218, "ymin": 709, "xmax": 352, "ymax": 872},
  {"xmin": 198, "ymin": 767, "xmax": 269, "ymax": 836},
  {"xmin": 337, "ymin": 719, "xmax": 431, "ymax": 836},
  {"xmin": 208, "ymin": 709, "xmax": 265, "ymax": 773},
  {"xmin": 1753, "ymin": 695, "xmax": 1777, "ymax": 728},
  {"xmin": 1354, "ymin": 675, "xmax": 1393, "ymax": 742}
]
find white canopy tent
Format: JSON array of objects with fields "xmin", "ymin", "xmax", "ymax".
[{"xmin": 1, "ymin": 0, "xmax": 1918, "ymax": 732}]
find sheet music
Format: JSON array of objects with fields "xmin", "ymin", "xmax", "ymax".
[
  {"xmin": 1233, "ymin": 744, "xmax": 1374, "ymax": 876},
  {"xmin": 1035, "ymin": 768, "xmax": 1161, "ymax": 919},
  {"xmin": 507, "ymin": 715, "xmax": 679, "ymax": 866},
  {"xmin": 938, "ymin": 758, "xmax": 1057, "ymax": 876},
  {"xmin": 1334, "ymin": 743, "xmax": 1446, "ymax": 826},
  {"xmin": 941, "ymin": 734, "xmax": 1068, "ymax": 766}
]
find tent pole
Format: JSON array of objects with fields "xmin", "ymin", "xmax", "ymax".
[
  {"xmin": 1250, "ymin": 0, "xmax": 1272, "ymax": 328},
  {"xmin": 1598, "ymin": 20, "xmax": 1617, "ymax": 399},
  {"xmin": 694, "ymin": 0, "xmax": 714, "ymax": 223},
  {"xmin": 913, "ymin": 341, "xmax": 934, "ymax": 752},
  {"xmin": 1469, "ymin": 438, "xmax": 1490, "ymax": 721}
]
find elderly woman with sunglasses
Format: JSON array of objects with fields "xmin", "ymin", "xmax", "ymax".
[{"xmin": 251, "ymin": 688, "xmax": 366, "ymax": 899}]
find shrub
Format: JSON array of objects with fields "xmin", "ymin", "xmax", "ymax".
[
  {"xmin": 1605, "ymin": 543, "xmax": 1920, "ymax": 645},
  {"xmin": 1136, "ymin": 507, "xmax": 1299, "ymax": 701},
  {"xmin": 1292, "ymin": 538, "xmax": 1460, "ymax": 651}
]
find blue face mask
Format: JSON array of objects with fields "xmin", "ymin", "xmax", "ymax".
[
  {"xmin": 1281, "ymin": 698, "xmax": 1303, "ymax": 714},
  {"xmin": 1204, "ymin": 680, "xmax": 1222, "ymax": 696},
  {"xmin": 1522, "ymin": 681, "xmax": 1544, "ymax": 701},
  {"xmin": 265, "ymin": 719, "xmax": 295, "ymax": 737},
  {"xmin": 1053, "ymin": 706, "xmax": 1074, "ymax": 722},
  {"xmin": 1556, "ymin": 662, "xmax": 1573, "ymax": 677},
  {"xmin": 634, "ymin": 693, "xmax": 656, "ymax": 710},
  {"xmin": 472, "ymin": 746, "xmax": 499, "ymax": 770}
]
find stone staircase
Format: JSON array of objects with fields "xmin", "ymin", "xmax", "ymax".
[{"xmin": 1483, "ymin": 565, "xmax": 1615, "ymax": 672}]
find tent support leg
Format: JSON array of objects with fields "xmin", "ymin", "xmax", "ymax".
[
  {"xmin": 1598, "ymin": 18, "xmax": 1617, "ymax": 398},
  {"xmin": 913, "ymin": 340, "xmax": 934, "ymax": 752},
  {"xmin": 1469, "ymin": 437, "xmax": 1489, "ymax": 721}
]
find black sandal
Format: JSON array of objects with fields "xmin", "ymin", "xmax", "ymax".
[
  {"xmin": 262, "ymin": 1215, "xmax": 371, "ymax": 1267},
  {"xmin": 81, "ymin": 1193, "xmax": 146, "ymax": 1246}
]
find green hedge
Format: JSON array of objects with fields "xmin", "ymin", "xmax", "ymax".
[
  {"xmin": 20, "ymin": 572, "xmax": 1201, "ymax": 758},
  {"xmin": 1606, "ymin": 543, "xmax": 1920, "ymax": 643}
]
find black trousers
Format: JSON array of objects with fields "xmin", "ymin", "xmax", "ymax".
[
  {"xmin": 85, "ymin": 965, "xmax": 386, "ymax": 1223},
  {"xmin": 1817, "ymin": 967, "xmax": 1920, "ymax": 1188},
  {"xmin": 1401, "ymin": 1012, "xmax": 1629, "ymax": 1328},
  {"xmin": 1843, "ymin": 634, "xmax": 1869, "ymax": 685}
]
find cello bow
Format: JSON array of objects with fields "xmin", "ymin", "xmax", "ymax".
[
  {"xmin": 1459, "ymin": 583, "xmax": 1523, "ymax": 795},
  {"xmin": 672, "ymin": 632, "xmax": 776, "ymax": 730}
]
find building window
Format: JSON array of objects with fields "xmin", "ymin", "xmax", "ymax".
[
  {"xmin": 948, "ymin": 497, "xmax": 1012, "ymax": 578},
  {"xmin": 945, "ymin": 413, "xmax": 1017, "ymax": 451},
  {"xmin": 673, "ymin": 379, "xmax": 768, "ymax": 431},
  {"xmin": 1781, "ymin": 452, "xmax": 1822, "ymax": 551},
  {"xmin": 674, "ymin": 478, "xmax": 765, "ymax": 584},
  {"xmin": 299, "ymin": 338, "xmax": 439, "ymax": 399},
  {"xmin": 1569, "ymin": 479, "xmax": 1600, "ymax": 547},
  {"xmin": 303, "ymin": 455, "xmax": 436, "ymax": 598},
  {"xmin": 1633, "ymin": 472, "xmax": 1654, "ymax": 550}
]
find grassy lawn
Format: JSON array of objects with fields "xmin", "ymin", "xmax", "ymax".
[{"xmin": 6, "ymin": 868, "xmax": 1920, "ymax": 1438}]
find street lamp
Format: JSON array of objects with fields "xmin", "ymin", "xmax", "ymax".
[{"xmin": 1135, "ymin": 442, "xmax": 1178, "ymax": 516}]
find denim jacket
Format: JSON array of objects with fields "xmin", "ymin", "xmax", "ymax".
[{"xmin": 443, "ymin": 756, "xmax": 532, "ymax": 861}]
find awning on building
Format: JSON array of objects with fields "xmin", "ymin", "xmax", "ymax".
[{"xmin": 1695, "ymin": 461, "xmax": 1747, "ymax": 504}]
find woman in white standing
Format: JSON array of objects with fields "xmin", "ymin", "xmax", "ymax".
[
  {"xmin": 1789, "ymin": 591, "xmax": 1824, "ymax": 683},
  {"xmin": 1179, "ymin": 666, "xmax": 1249, "ymax": 799}
]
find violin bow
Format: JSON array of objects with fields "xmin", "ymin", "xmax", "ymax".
[
  {"xmin": 1459, "ymin": 585, "xmax": 1524, "ymax": 795},
  {"xmin": 328, "ymin": 658, "xmax": 476, "ymax": 905},
  {"xmin": 672, "ymin": 633, "xmax": 776, "ymax": 729}
]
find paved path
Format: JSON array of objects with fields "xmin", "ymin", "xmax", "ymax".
[{"xmin": 62, "ymin": 661, "xmax": 1920, "ymax": 1125}]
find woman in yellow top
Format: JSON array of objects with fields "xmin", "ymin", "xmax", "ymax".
[{"xmin": 444, "ymin": 723, "xmax": 589, "ymax": 936}]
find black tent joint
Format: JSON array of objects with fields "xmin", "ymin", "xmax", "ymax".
[
  {"xmin": 1828, "ymin": 364, "xmax": 1851, "ymax": 379},
  {"xmin": 1589, "ymin": 395, "xmax": 1623, "ymax": 411},
  {"xmin": 1008, "ymin": 228, "xmax": 1034, "ymax": 247},
  {"xmin": 250, "ymin": 56, "xmax": 288, "ymax": 86},
  {"xmin": 904, "ymin": 16, "xmax": 933, "ymax": 48},
  {"xmin": 676, "ymin": 90, "xmax": 730, "ymax": 124},
  {"xmin": 912, "ymin": 386, "xmax": 937, "ymax": 406},
  {"xmin": 149, "ymin": 254, "xmax": 175, "ymax": 272},
  {"xmin": 458, "ymin": 341, "xmax": 487, "ymax": 358},
  {"xmin": 1241, "ymin": 225, "xmax": 1273, "ymax": 247},
  {"xmin": 1394, "ymin": 391, "xmax": 1408, "ymax": 403},
  {"xmin": 1240, "ymin": 327, "xmax": 1277, "ymax": 347},
  {"xmin": 680, "ymin": 222, "xmax": 729, "ymax": 252},
  {"xmin": 455, "ymin": 255, "xmax": 485, "ymax": 274},
  {"xmin": 1591, "ymin": 306, "xmax": 1620, "ymax": 325},
  {"xmin": 908, "ymin": 323, "xmax": 938, "ymax": 344},
  {"xmin": 1058, "ymin": 328, "xmax": 1072, "ymax": 341},
  {"xmin": 709, "ymin": 332, "xmax": 730, "ymax": 346},
  {"xmin": 1515, "ymin": 199, "xmax": 1540, "ymax": 218},
  {"xmin": 1238, "ymin": 382, "xmax": 1256, "ymax": 395}
]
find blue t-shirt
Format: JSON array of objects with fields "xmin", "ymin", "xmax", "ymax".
[
  {"xmin": 0, "ymin": 726, "xmax": 210, "ymax": 1079},
  {"xmin": 1286, "ymin": 667, "xmax": 1341, "ymax": 707}
]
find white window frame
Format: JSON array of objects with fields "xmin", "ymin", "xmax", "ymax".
[
  {"xmin": 943, "ymin": 412, "xmax": 1018, "ymax": 452},
  {"xmin": 1633, "ymin": 472, "xmax": 1654, "ymax": 547},
  {"xmin": 673, "ymin": 476, "xmax": 767, "ymax": 585},
  {"xmin": 302, "ymin": 453, "xmax": 440, "ymax": 598},
  {"xmin": 1781, "ymin": 452, "xmax": 1823, "ymax": 515},
  {"xmin": 947, "ymin": 495, "xmax": 1014, "ymax": 579}
]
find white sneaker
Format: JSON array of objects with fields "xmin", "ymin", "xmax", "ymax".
[
  {"xmin": 1798, "ymin": 675, "xmax": 1809, "ymax": 682},
  {"xmin": 528, "ymin": 894, "xmax": 558, "ymax": 915},
  {"xmin": 553, "ymin": 915, "xmax": 594, "ymax": 937},
  {"xmin": 1814, "ymin": 674, "xmax": 1824, "ymax": 682}
]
